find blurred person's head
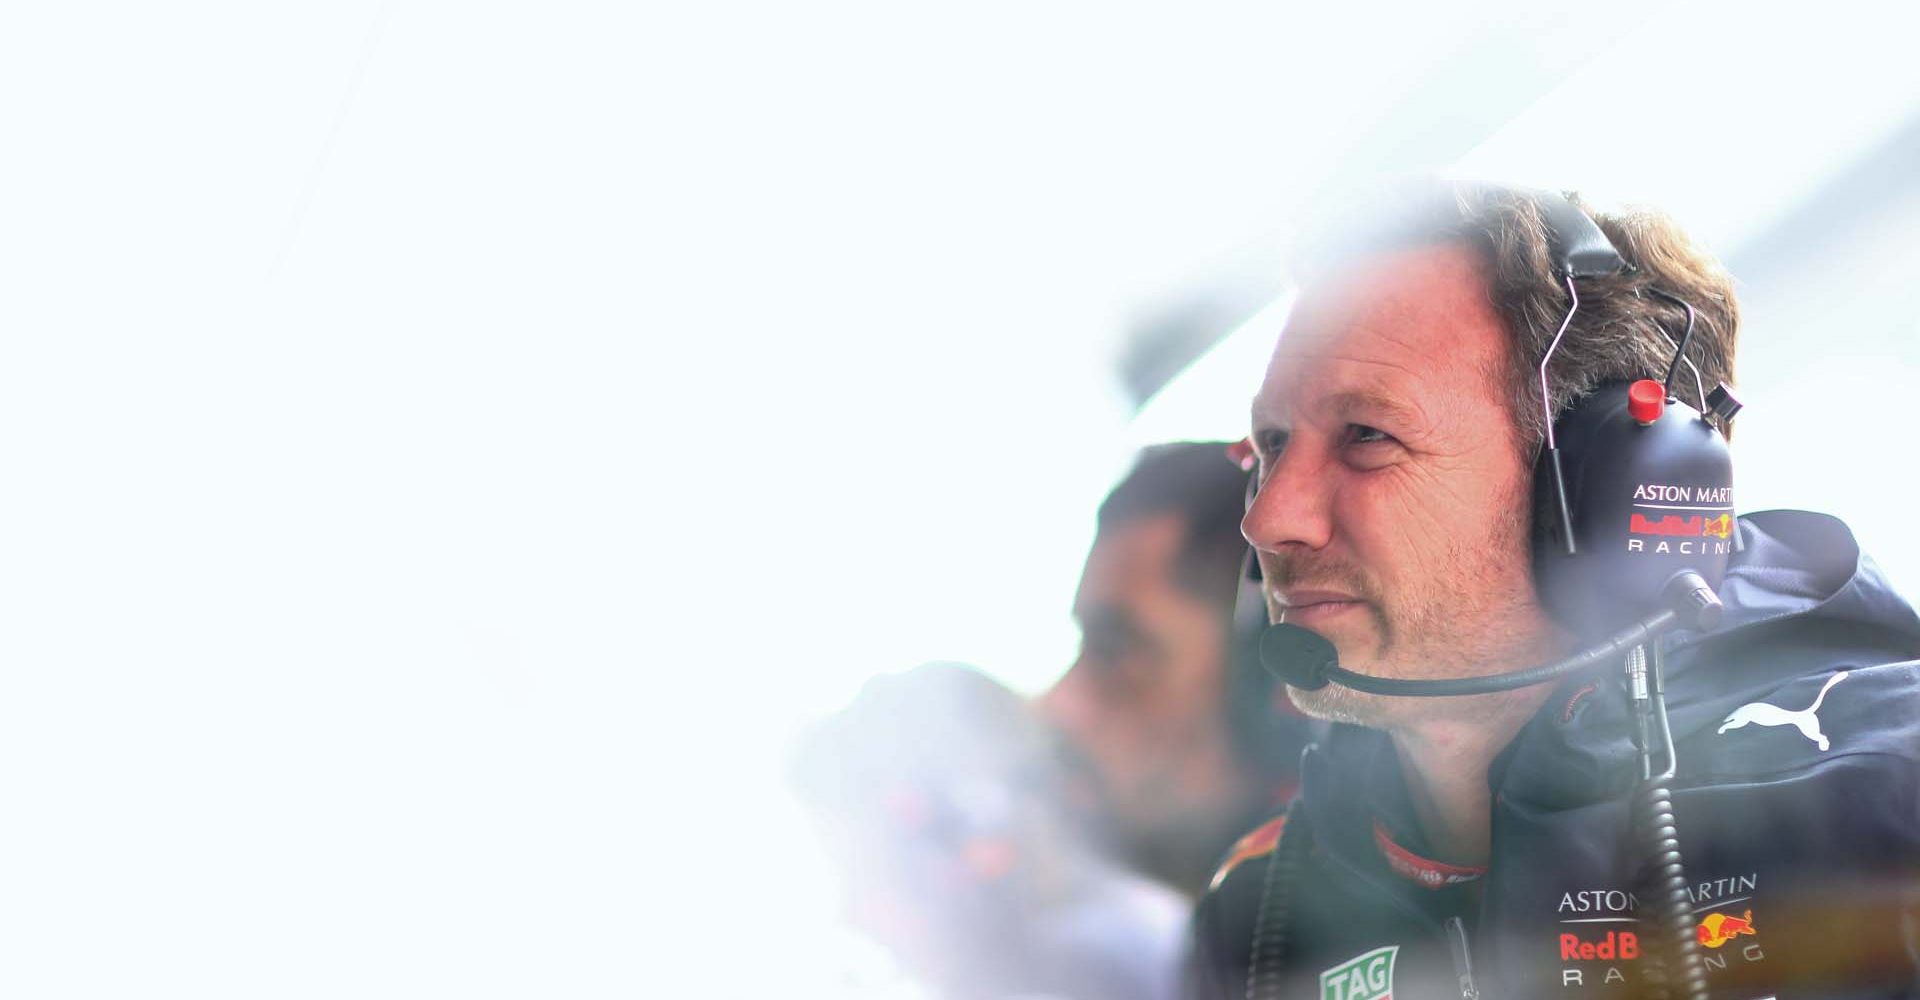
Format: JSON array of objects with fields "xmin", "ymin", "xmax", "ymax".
[
  {"xmin": 1039, "ymin": 443, "xmax": 1304, "ymax": 897},
  {"xmin": 1243, "ymin": 183, "xmax": 1739, "ymax": 731},
  {"xmin": 791, "ymin": 662, "xmax": 1185, "ymax": 1000}
]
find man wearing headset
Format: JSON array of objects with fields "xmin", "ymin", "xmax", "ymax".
[{"xmin": 1186, "ymin": 185, "xmax": 1920, "ymax": 999}]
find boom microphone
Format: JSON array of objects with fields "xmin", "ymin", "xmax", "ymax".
[
  {"xmin": 1258, "ymin": 624, "xmax": 1339, "ymax": 691},
  {"xmin": 1259, "ymin": 571, "xmax": 1722, "ymax": 698}
]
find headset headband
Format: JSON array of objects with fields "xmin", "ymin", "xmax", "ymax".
[{"xmin": 1525, "ymin": 187, "xmax": 1627, "ymax": 279}]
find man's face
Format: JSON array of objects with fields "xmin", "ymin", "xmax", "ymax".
[
  {"xmin": 1039, "ymin": 513, "xmax": 1246, "ymax": 848},
  {"xmin": 1243, "ymin": 243, "xmax": 1566, "ymax": 726}
]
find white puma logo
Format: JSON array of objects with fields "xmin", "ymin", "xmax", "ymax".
[{"xmin": 1716, "ymin": 671, "xmax": 1850, "ymax": 751}]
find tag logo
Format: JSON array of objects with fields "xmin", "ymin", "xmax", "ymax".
[
  {"xmin": 1320, "ymin": 945, "xmax": 1396, "ymax": 1000},
  {"xmin": 1717, "ymin": 672, "xmax": 1848, "ymax": 751}
]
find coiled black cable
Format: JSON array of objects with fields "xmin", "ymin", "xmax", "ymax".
[
  {"xmin": 1631, "ymin": 640, "xmax": 1710, "ymax": 1000},
  {"xmin": 1245, "ymin": 799, "xmax": 1312, "ymax": 1000}
]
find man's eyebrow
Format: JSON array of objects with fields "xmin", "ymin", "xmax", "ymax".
[
  {"xmin": 1248, "ymin": 388, "xmax": 1422, "ymax": 439},
  {"xmin": 1322, "ymin": 388, "xmax": 1423, "ymax": 426},
  {"xmin": 1248, "ymin": 394, "xmax": 1289, "ymax": 436}
]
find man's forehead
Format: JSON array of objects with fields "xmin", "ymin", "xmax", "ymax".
[
  {"xmin": 1250, "ymin": 375, "xmax": 1425, "ymax": 428},
  {"xmin": 1255, "ymin": 244, "xmax": 1502, "ymax": 420}
]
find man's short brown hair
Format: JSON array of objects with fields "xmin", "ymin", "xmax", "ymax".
[{"xmin": 1306, "ymin": 182, "xmax": 1740, "ymax": 452}]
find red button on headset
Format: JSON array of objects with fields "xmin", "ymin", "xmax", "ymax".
[{"xmin": 1627, "ymin": 379, "xmax": 1667, "ymax": 425}]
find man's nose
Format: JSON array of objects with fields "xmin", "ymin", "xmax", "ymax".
[{"xmin": 1240, "ymin": 444, "xmax": 1334, "ymax": 554}]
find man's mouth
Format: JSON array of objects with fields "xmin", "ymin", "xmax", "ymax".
[{"xmin": 1274, "ymin": 588, "xmax": 1366, "ymax": 626}]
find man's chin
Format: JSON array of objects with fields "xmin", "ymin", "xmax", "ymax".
[
  {"xmin": 1285, "ymin": 681, "xmax": 1387, "ymax": 727},
  {"xmin": 1282, "ymin": 656, "xmax": 1428, "ymax": 728},
  {"xmin": 1283, "ymin": 653, "xmax": 1563, "ymax": 730}
]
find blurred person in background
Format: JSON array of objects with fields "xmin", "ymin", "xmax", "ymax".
[
  {"xmin": 1040, "ymin": 442, "xmax": 1317, "ymax": 900},
  {"xmin": 792, "ymin": 662, "xmax": 1188, "ymax": 1000},
  {"xmin": 1187, "ymin": 183, "xmax": 1920, "ymax": 999}
]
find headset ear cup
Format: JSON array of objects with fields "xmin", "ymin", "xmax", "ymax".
[
  {"xmin": 1530, "ymin": 412, "xmax": 1588, "ymax": 627},
  {"xmin": 1532, "ymin": 390, "xmax": 1601, "ymax": 631},
  {"xmin": 1530, "ymin": 441, "xmax": 1568, "ymax": 585},
  {"xmin": 1532, "ymin": 382, "xmax": 1734, "ymax": 638}
]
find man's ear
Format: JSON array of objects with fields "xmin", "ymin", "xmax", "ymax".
[{"xmin": 1226, "ymin": 438, "xmax": 1255, "ymax": 471}]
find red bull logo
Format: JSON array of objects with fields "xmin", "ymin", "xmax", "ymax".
[
  {"xmin": 1559, "ymin": 930, "xmax": 1639, "ymax": 961},
  {"xmin": 1629, "ymin": 513, "xmax": 1732, "ymax": 537},
  {"xmin": 1696, "ymin": 909, "xmax": 1757, "ymax": 948}
]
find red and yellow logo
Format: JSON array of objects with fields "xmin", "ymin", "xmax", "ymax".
[
  {"xmin": 1696, "ymin": 909, "xmax": 1757, "ymax": 949},
  {"xmin": 1629, "ymin": 512, "xmax": 1734, "ymax": 538}
]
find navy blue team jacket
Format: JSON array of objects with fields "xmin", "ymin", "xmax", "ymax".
[{"xmin": 1187, "ymin": 511, "xmax": 1920, "ymax": 1000}]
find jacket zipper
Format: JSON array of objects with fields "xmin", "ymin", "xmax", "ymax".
[{"xmin": 1444, "ymin": 916, "xmax": 1481, "ymax": 1000}]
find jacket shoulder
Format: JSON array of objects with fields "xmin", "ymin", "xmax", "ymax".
[{"xmin": 1693, "ymin": 660, "xmax": 1920, "ymax": 771}]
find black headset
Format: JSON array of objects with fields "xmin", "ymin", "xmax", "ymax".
[{"xmin": 1523, "ymin": 188, "xmax": 1742, "ymax": 641}]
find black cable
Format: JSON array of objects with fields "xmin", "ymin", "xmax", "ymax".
[
  {"xmin": 1648, "ymin": 287, "xmax": 1699, "ymax": 401},
  {"xmin": 1632, "ymin": 639, "xmax": 1710, "ymax": 1000},
  {"xmin": 1245, "ymin": 799, "xmax": 1312, "ymax": 1000}
]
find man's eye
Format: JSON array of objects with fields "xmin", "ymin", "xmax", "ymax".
[
  {"xmin": 1347, "ymin": 424, "xmax": 1394, "ymax": 445},
  {"xmin": 1253, "ymin": 430, "xmax": 1289, "ymax": 476}
]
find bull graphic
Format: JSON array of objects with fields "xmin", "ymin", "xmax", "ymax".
[{"xmin": 1697, "ymin": 910, "xmax": 1757, "ymax": 949}]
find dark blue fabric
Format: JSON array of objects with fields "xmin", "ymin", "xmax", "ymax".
[{"xmin": 1188, "ymin": 511, "xmax": 1920, "ymax": 1000}]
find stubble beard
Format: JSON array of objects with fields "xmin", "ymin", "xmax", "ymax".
[{"xmin": 1279, "ymin": 505, "xmax": 1563, "ymax": 730}]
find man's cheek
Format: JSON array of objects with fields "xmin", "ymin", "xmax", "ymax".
[
  {"xmin": 1366, "ymin": 475, "xmax": 1465, "ymax": 558},
  {"xmin": 1382, "ymin": 461, "xmax": 1522, "ymax": 551}
]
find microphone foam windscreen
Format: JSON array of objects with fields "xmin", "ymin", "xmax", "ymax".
[{"xmin": 1259, "ymin": 623, "xmax": 1338, "ymax": 691}]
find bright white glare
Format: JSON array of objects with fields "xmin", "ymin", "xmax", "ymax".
[
  {"xmin": 1733, "ymin": 356, "xmax": 1920, "ymax": 595},
  {"xmin": 1, "ymin": 3, "xmax": 1462, "ymax": 997},
  {"xmin": 1452, "ymin": 0, "xmax": 1920, "ymax": 257},
  {"xmin": 1126, "ymin": 292, "xmax": 1295, "ymax": 448}
]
